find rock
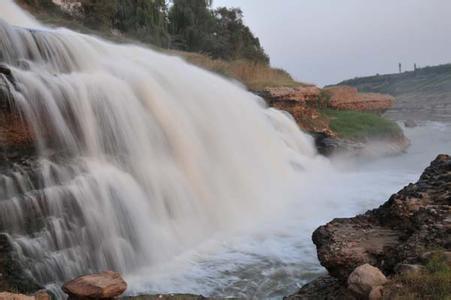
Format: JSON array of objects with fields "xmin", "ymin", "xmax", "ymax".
[
  {"xmin": 0, "ymin": 291, "xmax": 50, "ymax": 300},
  {"xmin": 284, "ymin": 275, "xmax": 356, "ymax": 300},
  {"xmin": 347, "ymin": 264, "xmax": 387, "ymax": 298},
  {"xmin": 421, "ymin": 251, "xmax": 451, "ymax": 264},
  {"xmin": 62, "ymin": 271, "xmax": 127, "ymax": 299},
  {"xmin": 269, "ymin": 98, "xmax": 334, "ymax": 137},
  {"xmin": 368, "ymin": 286, "xmax": 384, "ymax": 300},
  {"xmin": 262, "ymin": 86, "xmax": 321, "ymax": 103},
  {"xmin": 124, "ymin": 295, "xmax": 208, "ymax": 300},
  {"xmin": 0, "ymin": 66, "xmax": 36, "ymax": 161},
  {"xmin": 0, "ymin": 292, "xmax": 34, "ymax": 300},
  {"xmin": 404, "ymin": 119, "xmax": 418, "ymax": 128},
  {"xmin": 313, "ymin": 154, "xmax": 451, "ymax": 280},
  {"xmin": 0, "ymin": 234, "xmax": 42, "ymax": 294},
  {"xmin": 259, "ymin": 86, "xmax": 335, "ymax": 137},
  {"xmin": 325, "ymin": 86, "xmax": 394, "ymax": 112},
  {"xmin": 394, "ymin": 264, "xmax": 424, "ymax": 275}
]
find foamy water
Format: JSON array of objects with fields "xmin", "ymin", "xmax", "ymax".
[{"xmin": 126, "ymin": 121, "xmax": 451, "ymax": 299}]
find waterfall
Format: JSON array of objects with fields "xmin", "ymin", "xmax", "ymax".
[{"xmin": 0, "ymin": 0, "xmax": 325, "ymax": 295}]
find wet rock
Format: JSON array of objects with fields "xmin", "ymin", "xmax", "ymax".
[
  {"xmin": 313, "ymin": 130, "xmax": 410, "ymax": 158},
  {"xmin": 284, "ymin": 275, "xmax": 356, "ymax": 300},
  {"xmin": 347, "ymin": 264, "xmax": 387, "ymax": 298},
  {"xmin": 62, "ymin": 271, "xmax": 127, "ymax": 299},
  {"xmin": 124, "ymin": 295, "xmax": 209, "ymax": 300},
  {"xmin": 404, "ymin": 119, "xmax": 418, "ymax": 128},
  {"xmin": 0, "ymin": 234, "xmax": 42, "ymax": 294},
  {"xmin": 313, "ymin": 154, "xmax": 451, "ymax": 280},
  {"xmin": 0, "ymin": 65, "xmax": 36, "ymax": 160}
]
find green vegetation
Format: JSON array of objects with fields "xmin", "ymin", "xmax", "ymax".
[
  {"xmin": 20, "ymin": 0, "xmax": 269, "ymax": 64},
  {"xmin": 17, "ymin": 0, "xmax": 301, "ymax": 91},
  {"xmin": 321, "ymin": 109, "xmax": 403, "ymax": 140},
  {"xmin": 389, "ymin": 252, "xmax": 451, "ymax": 300}
]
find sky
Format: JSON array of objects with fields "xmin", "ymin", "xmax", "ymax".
[{"xmin": 213, "ymin": 0, "xmax": 451, "ymax": 86}]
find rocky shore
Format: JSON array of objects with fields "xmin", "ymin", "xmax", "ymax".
[
  {"xmin": 259, "ymin": 85, "xmax": 409, "ymax": 157},
  {"xmin": 287, "ymin": 154, "xmax": 451, "ymax": 299}
]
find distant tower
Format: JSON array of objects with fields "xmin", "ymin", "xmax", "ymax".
[
  {"xmin": 399, "ymin": 63, "xmax": 402, "ymax": 73},
  {"xmin": 414, "ymin": 63, "xmax": 417, "ymax": 71}
]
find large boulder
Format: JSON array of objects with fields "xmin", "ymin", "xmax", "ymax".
[
  {"xmin": 62, "ymin": 271, "xmax": 127, "ymax": 299},
  {"xmin": 347, "ymin": 264, "xmax": 387, "ymax": 298},
  {"xmin": 313, "ymin": 154, "xmax": 451, "ymax": 281}
]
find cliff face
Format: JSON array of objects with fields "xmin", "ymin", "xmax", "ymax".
[{"xmin": 261, "ymin": 86, "xmax": 335, "ymax": 137}]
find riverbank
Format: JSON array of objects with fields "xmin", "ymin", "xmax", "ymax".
[{"xmin": 288, "ymin": 154, "xmax": 451, "ymax": 299}]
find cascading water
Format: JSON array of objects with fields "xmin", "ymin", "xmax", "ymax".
[{"xmin": 0, "ymin": 0, "xmax": 328, "ymax": 296}]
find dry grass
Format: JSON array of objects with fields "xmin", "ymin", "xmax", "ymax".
[
  {"xmin": 172, "ymin": 51, "xmax": 304, "ymax": 91},
  {"xmin": 385, "ymin": 252, "xmax": 451, "ymax": 300}
]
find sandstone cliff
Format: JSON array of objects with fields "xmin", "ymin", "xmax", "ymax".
[{"xmin": 325, "ymin": 86, "xmax": 394, "ymax": 112}]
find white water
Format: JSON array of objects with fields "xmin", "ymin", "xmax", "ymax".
[
  {"xmin": 1, "ymin": 2, "xmax": 450, "ymax": 300},
  {"xmin": 124, "ymin": 121, "xmax": 451, "ymax": 299},
  {"xmin": 0, "ymin": 0, "xmax": 328, "ymax": 297}
]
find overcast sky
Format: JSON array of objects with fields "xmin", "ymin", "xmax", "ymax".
[{"xmin": 213, "ymin": 0, "xmax": 451, "ymax": 86}]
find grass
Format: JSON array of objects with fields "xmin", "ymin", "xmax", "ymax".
[
  {"xmin": 321, "ymin": 109, "xmax": 403, "ymax": 141},
  {"xmin": 388, "ymin": 252, "xmax": 451, "ymax": 300},
  {"xmin": 172, "ymin": 51, "xmax": 303, "ymax": 91}
]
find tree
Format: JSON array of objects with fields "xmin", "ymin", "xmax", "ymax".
[
  {"xmin": 168, "ymin": 0, "xmax": 217, "ymax": 52},
  {"xmin": 213, "ymin": 7, "xmax": 269, "ymax": 64},
  {"xmin": 79, "ymin": 0, "xmax": 117, "ymax": 29},
  {"xmin": 114, "ymin": 0, "xmax": 170, "ymax": 47}
]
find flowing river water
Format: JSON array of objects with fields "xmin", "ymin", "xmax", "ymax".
[
  {"xmin": 125, "ymin": 121, "xmax": 451, "ymax": 299},
  {"xmin": 0, "ymin": 1, "xmax": 450, "ymax": 299}
]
